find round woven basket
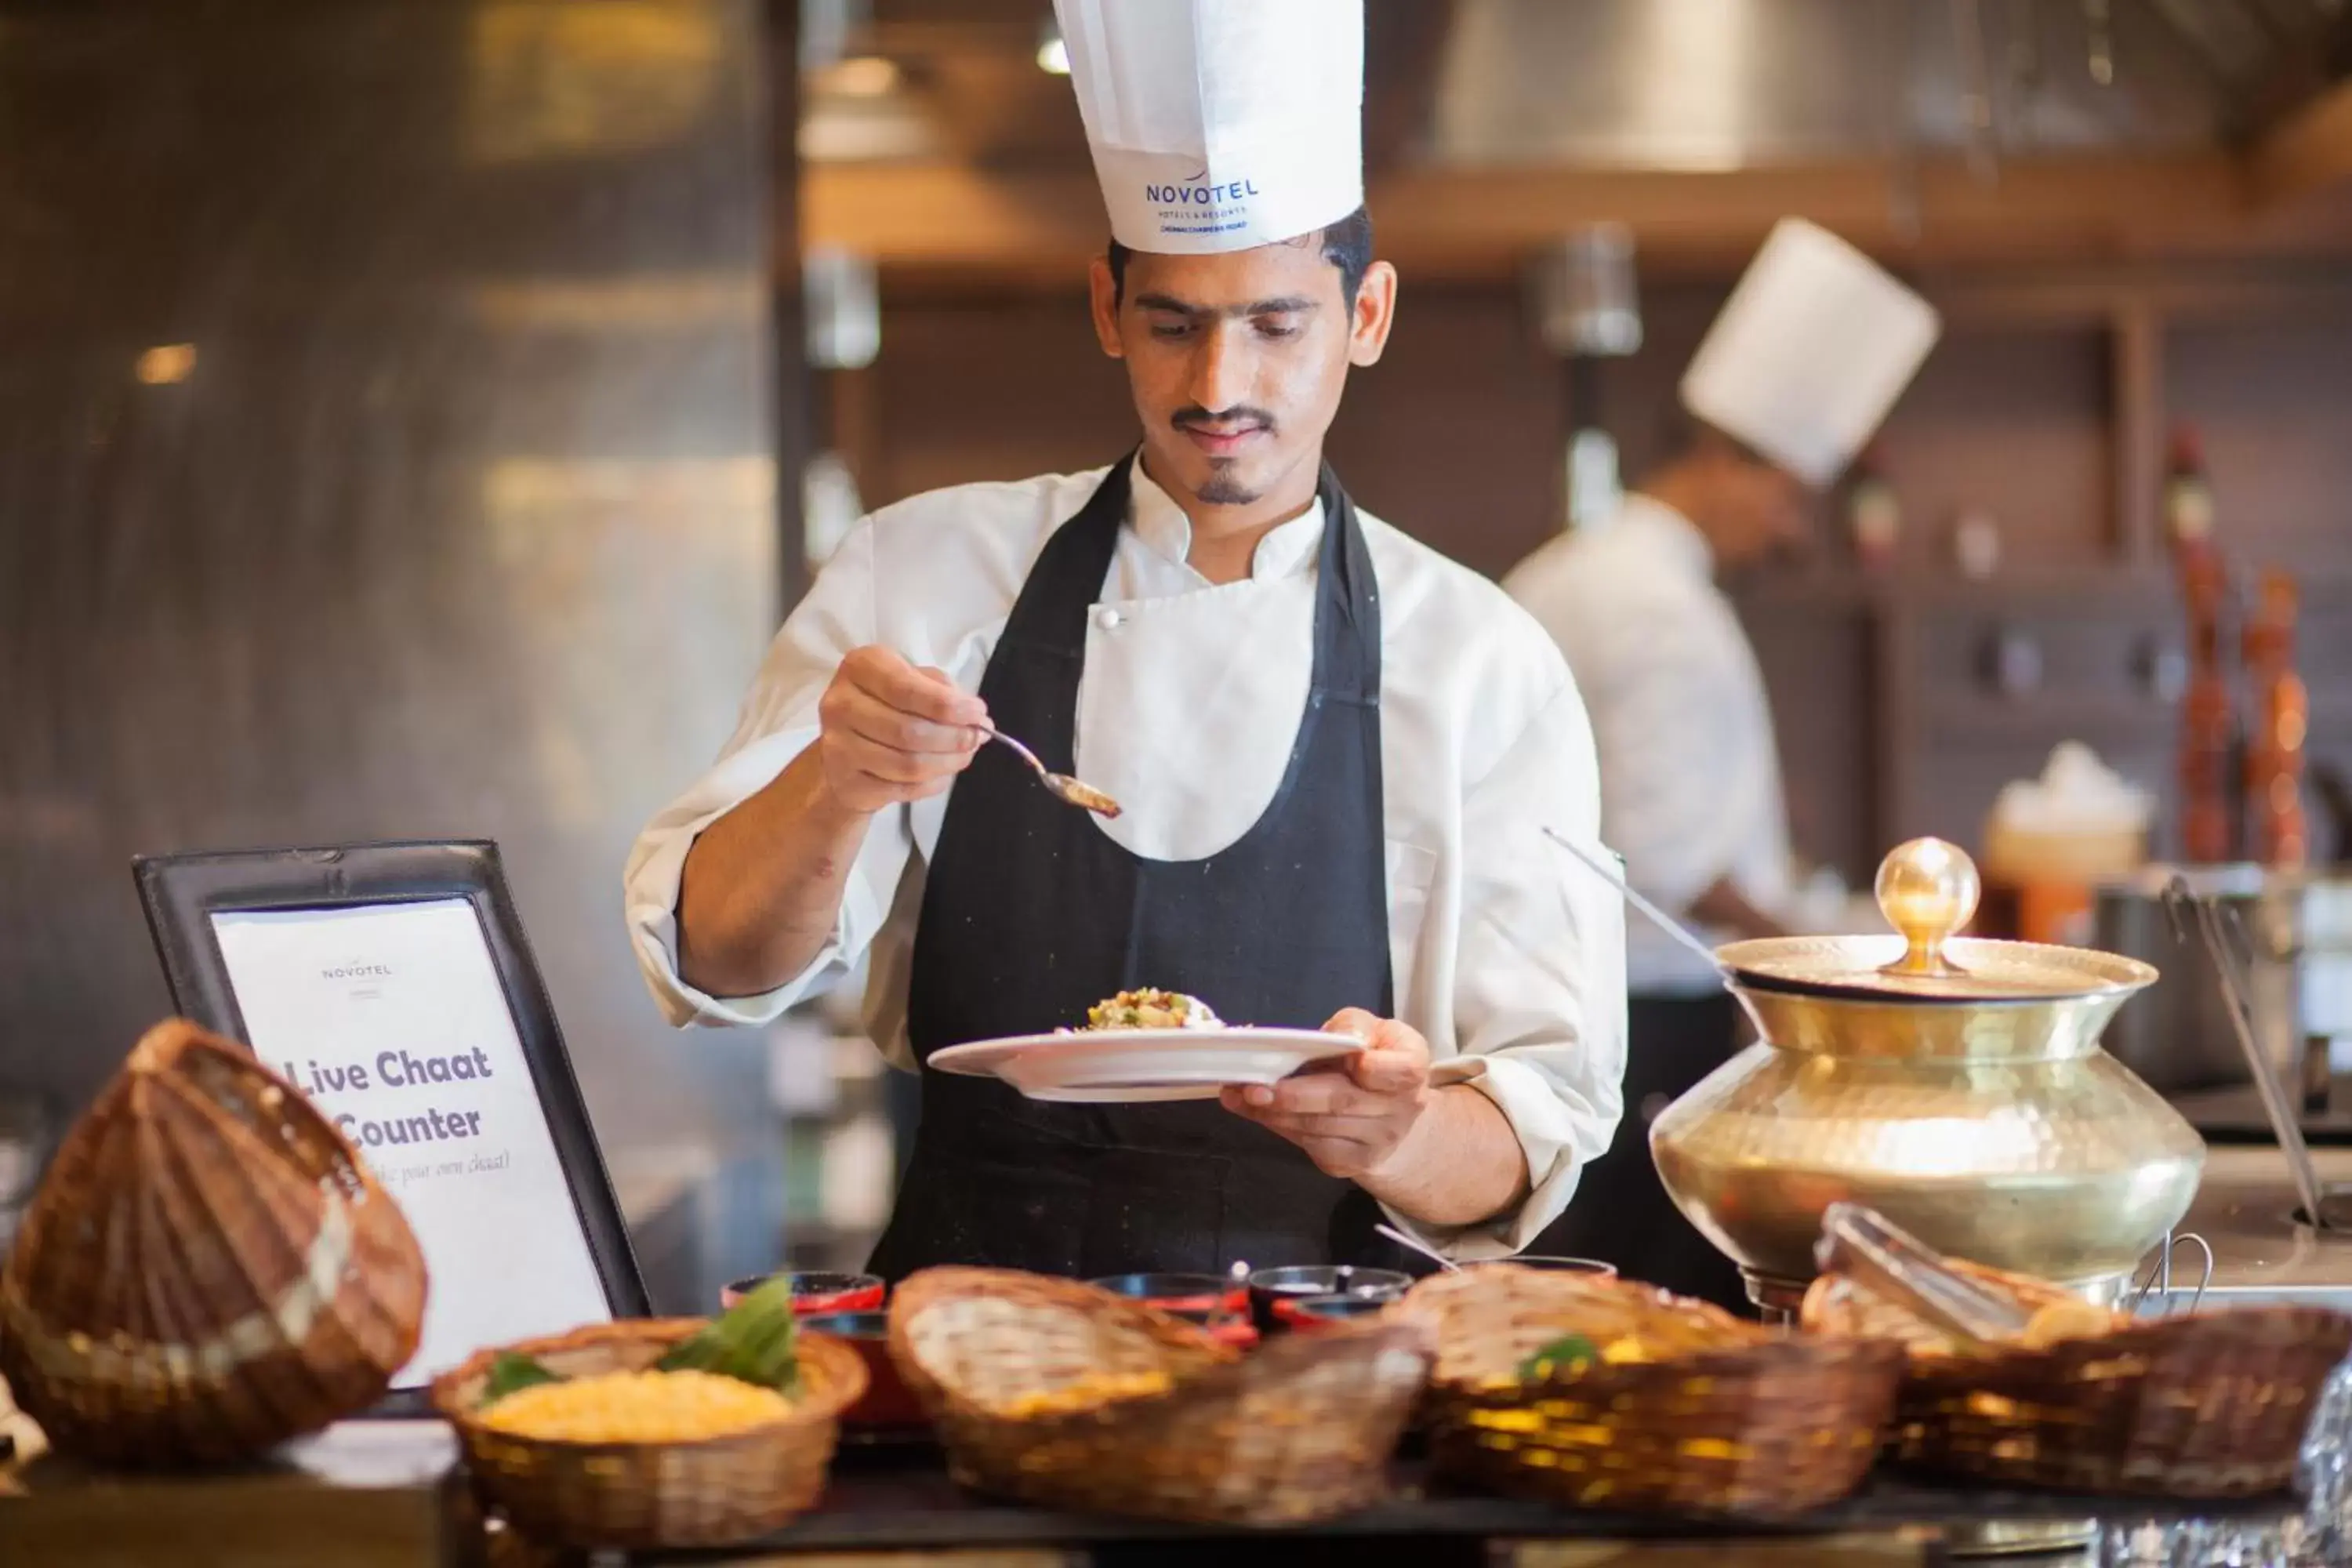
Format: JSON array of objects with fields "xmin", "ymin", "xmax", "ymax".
[
  {"xmin": 1394, "ymin": 1265, "xmax": 1903, "ymax": 1520},
  {"xmin": 1804, "ymin": 1257, "xmax": 2352, "ymax": 1497},
  {"xmin": 887, "ymin": 1266, "xmax": 1432, "ymax": 1526},
  {"xmin": 432, "ymin": 1319, "xmax": 866, "ymax": 1549}
]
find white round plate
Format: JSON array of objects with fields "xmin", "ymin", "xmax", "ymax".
[{"xmin": 927, "ymin": 1028, "xmax": 1361, "ymax": 1103}]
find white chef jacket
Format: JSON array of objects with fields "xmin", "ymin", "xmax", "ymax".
[
  {"xmin": 625, "ymin": 465, "xmax": 1627, "ymax": 1258},
  {"xmin": 1503, "ymin": 495, "xmax": 1791, "ymax": 996}
]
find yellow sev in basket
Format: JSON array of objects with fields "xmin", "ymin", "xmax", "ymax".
[
  {"xmin": 994, "ymin": 1369, "xmax": 1173, "ymax": 1419},
  {"xmin": 480, "ymin": 1368, "xmax": 795, "ymax": 1443}
]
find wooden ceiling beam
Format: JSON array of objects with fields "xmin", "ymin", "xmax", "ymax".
[
  {"xmin": 2252, "ymin": 78, "xmax": 2352, "ymax": 210},
  {"xmin": 803, "ymin": 152, "xmax": 2352, "ymax": 284}
]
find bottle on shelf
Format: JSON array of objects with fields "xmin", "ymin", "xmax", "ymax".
[
  {"xmin": 2164, "ymin": 423, "xmax": 2215, "ymax": 564},
  {"xmin": 2176, "ymin": 546, "xmax": 2236, "ymax": 866},
  {"xmin": 2244, "ymin": 570, "xmax": 2310, "ymax": 870}
]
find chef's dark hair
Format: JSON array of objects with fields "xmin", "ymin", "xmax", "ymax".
[{"xmin": 1107, "ymin": 205, "xmax": 1376, "ymax": 307}]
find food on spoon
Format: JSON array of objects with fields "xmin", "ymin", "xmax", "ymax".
[
  {"xmin": 1058, "ymin": 778, "xmax": 1124, "ymax": 818},
  {"xmin": 481, "ymin": 1367, "xmax": 794, "ymax": 1443},
  {"xmin": 996, "ymin": 1368, "xmax": 1172, "ymax": 1418},
  {"xmin": 1081, "ymin": 989, "xmax": 1224, "ymax": 1031}
]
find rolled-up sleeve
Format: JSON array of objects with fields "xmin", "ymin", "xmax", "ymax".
[
  {"xmin": 622, "ymin": 519, "xmax": 911, "ymax": 1029},
  {"xmin": 1383, "ymin": 683, "xmax": 1628, "ymax": 1259}
]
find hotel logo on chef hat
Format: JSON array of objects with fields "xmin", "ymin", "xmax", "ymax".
[
  {"xmin": 1681, "ymin": 219, "xmax": 1943, "ymax": 488},
  {"xmin": 1053, "ymin": 0, "xmax": 1363, "ymax": 255}
]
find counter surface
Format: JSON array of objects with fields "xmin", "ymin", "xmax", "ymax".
[{"xmin": 2151, "ymin": 1145, "xmax": 2352, "ymax": 1311}]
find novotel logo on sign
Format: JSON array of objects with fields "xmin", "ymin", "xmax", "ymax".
[{"xmin": 1145, "ymin": 176, "xmax": 1261, "ymax": 206}]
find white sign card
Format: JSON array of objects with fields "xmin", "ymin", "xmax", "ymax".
[{"xmin": 210, "ymin": 898, "xmax": 612, "ymax": 1385}]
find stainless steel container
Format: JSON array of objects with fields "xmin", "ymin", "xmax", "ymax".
[{"xmin": 2095, "ymin": 866, "xmax": 2352, "ymax": 1094}]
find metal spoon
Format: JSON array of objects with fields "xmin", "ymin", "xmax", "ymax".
[
  {"xmin": 1210, "ymin": 1259, "xmax": 1250, "ymax": 1332},
  {"xmin": 1541, "ymin": 825, "xmax": 1775, "ymax": 1045},
  {"xmin": 977, "ymin": 725, "xmax": 1123, "ymax": 818},
  {"xmin": 1541, "ymin": 826, "xmax": 1727, "ymax": 976},
  {"xmin": 1376, "ymin": 1221, "xmax": 1461, "ymax": 1272}
]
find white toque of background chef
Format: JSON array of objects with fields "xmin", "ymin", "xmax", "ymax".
[
  {"xmin": 1504, "ymin": 219, "xmax": 1941, "ymax": 1310},
  {"xmin": 626, "ymin": 0, "xmax": 1628, "ymax": 1279}
]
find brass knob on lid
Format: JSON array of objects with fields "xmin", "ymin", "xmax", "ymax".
[{"xmin": 1875, "ymin": 837, "xmax": 1980, "ymax": 978}]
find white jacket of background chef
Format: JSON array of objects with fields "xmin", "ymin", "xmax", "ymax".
[
  {"xmin": 1503, "ymin": 495, "xmax": 1791, "ymax": 997},
  {"xmin": 626, "ymin": 466, "xmax": 1629, "ymax": 1258}
]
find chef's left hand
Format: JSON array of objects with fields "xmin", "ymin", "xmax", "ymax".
[{"xmin": 1218, "ymin": 1008, "xmax": 1432, "ymax": 1181}]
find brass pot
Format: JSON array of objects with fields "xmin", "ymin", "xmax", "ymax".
[{"xmin": 1649, "ymin": 838, "xmax": 2205, "ymax": 1314}]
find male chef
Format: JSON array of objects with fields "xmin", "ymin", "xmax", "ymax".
[
  {"xmin": 1504, "ymin": 219, "xmax": 1940, "ymax": 1308},
  {"xmin": 624, "ymin": 0, "xmax": 1625, "ymax": 1279}
]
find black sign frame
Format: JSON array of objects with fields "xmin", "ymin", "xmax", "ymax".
[{"xmin": 131, "ymin": 840, "xmax": 651, "ymax": 1401}]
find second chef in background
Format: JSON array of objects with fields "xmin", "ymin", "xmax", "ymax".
[
  {"xmin": 624, "ymin": 0, "xmax": 1625, "ymax": 1280},
  {"xmin": 1507, "ymin": 220, "xmax": 1941, "ymax": 1309}
]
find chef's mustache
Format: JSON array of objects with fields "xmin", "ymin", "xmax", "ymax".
[{"xmin": 1172, "ymin": 405, "xmax": 1276, "ymax": 436}]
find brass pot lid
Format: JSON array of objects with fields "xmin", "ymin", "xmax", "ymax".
[{"xmin": 1718, "ymin": 837, "xmax": 2158, "ymax": 1004}]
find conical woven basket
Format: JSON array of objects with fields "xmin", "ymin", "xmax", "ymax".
[{"xmin": 0, "ymin": 1019, "xmax": 427, "ymax": 1465}]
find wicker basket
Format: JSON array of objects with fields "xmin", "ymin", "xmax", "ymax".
[
  {"xmin": 1804, "ymin": 1258, "xmax": 2352, "ymax": 1497},
  {"xmin": 0, "ymin": 1020, "xmax": 426, "ymax": 1465},
  {"xmin": 432, "ymin": 1319, "xmax": 867, "ymax": 1548},
  {"xmin": 887, "ymin": 1267, "xmax": 1432, "ymax": 1526},
  {"xmin": 1394, "ymin": 1265, "xmax": 1903, "ymax": 1520}
]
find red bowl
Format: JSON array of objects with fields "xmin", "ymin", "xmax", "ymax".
[
  {"xmin": 1281, "ymin": 1294, "xmax": 1392, "ymax": 1333},
  {"xmin": 797, "ymin": 1311, "xmax": 925, "ymax": 1428},
  {"xmin": 1190, "ymin": 1313, "xmax": 1261, "ymax": 1351},
  {"xmin": 1089, "ymin": 1271, "xmax": 1258, "ymax": 1349},
  {"xmin": 1088, "ymin": 1271, "xmax": 1247, "ymax": 1316},
  {"xmin": 720, "ymin": 1270, "xmax": 886, "ymax": 1316}
]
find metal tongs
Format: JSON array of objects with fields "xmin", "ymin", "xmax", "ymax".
[
  {"xmin": 2124, "ymin": 1230, "xmax": 2214, "ymax": 1319},
  {"xmin": 2161, "ymin": 876, "xmax": 2334, "ymax": 1233},
  {"xmin": 1817, "ymin": 1201, "xmax": 2033, "ymax": 1350}
]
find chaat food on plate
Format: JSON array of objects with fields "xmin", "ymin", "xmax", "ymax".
[{"xmin": 1080, "ymin": 989, "xmax": 1224, "ymax": 1031}]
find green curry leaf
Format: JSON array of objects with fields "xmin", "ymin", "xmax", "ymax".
[{"xmin": 1516, "ymin": 1332, "xmax": 1601, "ymax": 1381}]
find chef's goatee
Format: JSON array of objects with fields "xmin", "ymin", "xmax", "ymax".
[{"xmin": 1053, "ymin": 0, "xmax": 1364, "ymax": 256}]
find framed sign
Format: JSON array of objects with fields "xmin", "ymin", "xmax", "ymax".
[{"xmin": 132, "ymin": 841, "xmax": 649, "ymax": 1398}]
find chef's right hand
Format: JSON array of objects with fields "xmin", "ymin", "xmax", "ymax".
[{"xmin": 814, "ymin": 646, "xmax": 988, "ymax": 815}]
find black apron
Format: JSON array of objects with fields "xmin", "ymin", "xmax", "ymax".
[
  {"xmin": 866, "ymin": 457, "xmax": 1405, "ymax": 1283},
  {"xmin": 1527, "ymin": 992, "xmax": 1749, "ymax": 1313}
]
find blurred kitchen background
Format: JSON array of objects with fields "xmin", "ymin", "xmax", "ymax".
[{"xmin": 5, "ymin": 0, "xmax": 2352, "ymax": 1304}]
